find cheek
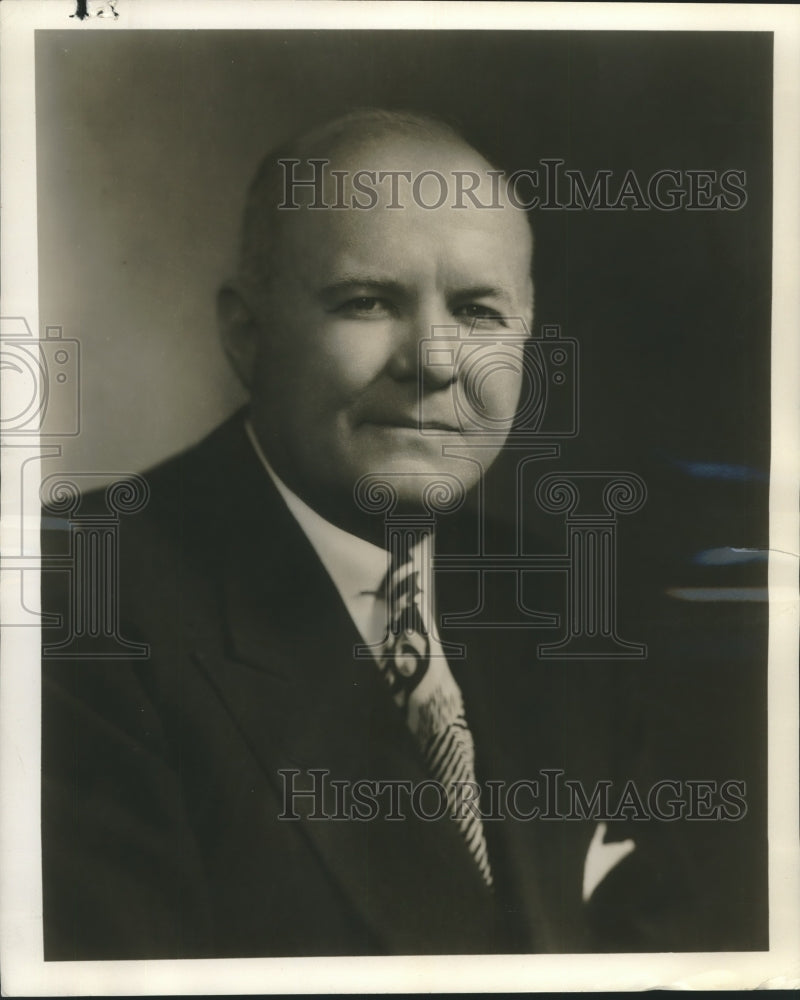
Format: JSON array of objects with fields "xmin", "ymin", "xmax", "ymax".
[
  {"xmin": 256, "ymin": 312, "xmax": 393, "ymax": 408},
  {"xmin": 461, "ymin": 346, "xmax": 525, "ymax": 421},
  {"xmin": 313, "ymin": 324, "xmax": 396, "ymax": 396}
]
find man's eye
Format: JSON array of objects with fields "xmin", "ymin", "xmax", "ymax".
[
  {"xmin": 455, "ymin": 303, "xmax": 505, "ymax": 325},
  {"xmin": 335, "ymin": 297, "xmax": 392, "ymax": 317}
]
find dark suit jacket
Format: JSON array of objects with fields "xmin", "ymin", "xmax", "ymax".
[{"xmin": 41, "ymin": 412, "xmax": 767, "ymax": 960}]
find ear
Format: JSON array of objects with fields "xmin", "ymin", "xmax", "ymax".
[{"xmin": 217, "ymin": 283, "xmax": 260, "ymax": 389}]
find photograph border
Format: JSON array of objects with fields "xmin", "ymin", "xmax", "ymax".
[{"xmin": 1, "ymin": 1, "xmax": 798, "ymax": 994}]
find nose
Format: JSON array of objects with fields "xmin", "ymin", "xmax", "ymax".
[{"xmin": 385, "ymin": 300, "xmax": 459, "ymax": 391}]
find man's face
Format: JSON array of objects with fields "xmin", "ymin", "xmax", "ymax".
[{"xmin": 239, "ymin": 136, "xmax": 534, "ymax": 518}]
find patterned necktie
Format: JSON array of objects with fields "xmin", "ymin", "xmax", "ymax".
[{"xmin": 376, "ymin": 536, "xmax": 494, "ymax": 888}]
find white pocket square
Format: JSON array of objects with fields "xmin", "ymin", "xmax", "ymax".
[{"xmin": 582, "ymin": 821, "xmax": 636, "ymax": 902}]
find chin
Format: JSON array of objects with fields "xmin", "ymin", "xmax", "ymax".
[
  {"xmin": 344, "ymin": 452, "xmax": 481, "ymax": 513},
  {"xmin": 357, "ymin": 449, "xmax": 472, "ymax": 478}
]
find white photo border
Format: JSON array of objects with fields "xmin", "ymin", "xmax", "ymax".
[{"xmin": 1, "ymin": 1, "xmax": 798, "ymax": 994}]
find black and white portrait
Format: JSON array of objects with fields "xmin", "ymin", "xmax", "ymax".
[{"xmin": 1, "ymin": 4, "xmax": 797, "ymax": 994}]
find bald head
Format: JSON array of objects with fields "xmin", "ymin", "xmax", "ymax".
[{"xmin": 237, "ymin": 108, "xmax": 533, "ymax": 296}]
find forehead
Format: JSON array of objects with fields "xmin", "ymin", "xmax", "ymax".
[
  {"xmin": 272, "ymin": 133, "xmax": 533, "ymax": 287},
  {"xmin": 309, "ymin": 131, "xmax": 523, "ymax": 214}
]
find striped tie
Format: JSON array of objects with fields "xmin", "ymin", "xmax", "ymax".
[{"xmin": 376, "ymin": 539, "xmax": 494, "ymax": 888}]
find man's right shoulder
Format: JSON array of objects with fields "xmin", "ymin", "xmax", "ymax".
[
  {"xmin": 126, "ymin": 407, "xmax": 252, "ymax": 519},
  {"xmin": 43, "ymin": 409, "xmax": 252, "ymax": 548},
  {"xmin": 39, "ymin": 409, "xmax": 271, "ymax": 660}
]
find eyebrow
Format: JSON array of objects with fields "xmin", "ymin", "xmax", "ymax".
[
  {"xmin": 317, "ymin": 276, "xmax": 407, "ymax": 299},
  {"xmin": 317, "ymin": 278, "xmax": 514, "ymax": 302},
  {"xmin": 450, "ymin": 285, "xmax": 512, "ymax": 302}
]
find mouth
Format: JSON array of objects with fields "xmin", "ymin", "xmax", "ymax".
[{"xmin": 363, "ymin": 417, "xmax": 460, "ymax": 433}]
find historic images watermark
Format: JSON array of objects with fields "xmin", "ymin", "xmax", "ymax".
[
  {"xmin": 278, "ymin": 768, "xmax": 748, "ymax": 823},
  {"xmin": 3, "ymin": 310, "xmax": 651, "ymax": 662},
  {"xmin": 279, "ymin": 158, "xmax": 748, "ymax": 212},
  {"xmin": 1, "ymin": 317, "xmax": 81, "ymax": 629},
  {"xmin": 352, "ymin": 316, "xmax": 648, "ymax": 661},
  {"xmin": 0, "ymin": 316, "xmax": 149, "ymax": 654},
  {"xmin": 4, "ymin": 155, "xmax": 743, "ymax": 658}
]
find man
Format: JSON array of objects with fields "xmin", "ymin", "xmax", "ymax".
[{"xmin": 41, "ymin": 110, "xmax": 764, "ymax": 959}]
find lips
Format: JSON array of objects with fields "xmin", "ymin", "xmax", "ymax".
[{"xmin": 363, "ymin": 416, "xmax": 460, "ymax": 432}]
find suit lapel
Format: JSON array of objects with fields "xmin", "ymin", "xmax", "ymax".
[{"xmin": 193, "ymin": 423, "xmax": 501, "ymax": 953}]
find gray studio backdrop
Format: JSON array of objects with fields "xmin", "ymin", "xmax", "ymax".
[{"xmin": 35, "ymin": 30, "xmax": 772, "ymax": 492}]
